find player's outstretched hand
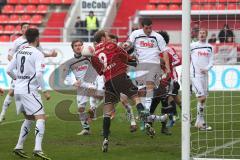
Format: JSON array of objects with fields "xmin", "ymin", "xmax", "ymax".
[
  {"xmin": 43, "ymin": 91, "xmax": 51, "ymax": 100},
  {"xmin": 0, "ymin": 88, "xmax": 4, "ymax": 96},
  {"xmin": 50, "ymin": 50, "xmax": 58, "ymax": 57}
]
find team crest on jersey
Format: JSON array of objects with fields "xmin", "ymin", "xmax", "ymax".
[{"xmin": 41, "ymin": 64, "xmax": 45, "ymax": 69}]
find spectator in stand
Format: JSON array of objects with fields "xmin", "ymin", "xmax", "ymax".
[
  {"xmin": 0, "ymin": 0, "xmax": 6, "ymax": 7},
  {"xmin": 208, "ymin": 33, "xmax": 217, "ymax": 44},
  {"xmin": 218, "ymin": 24, "xmax": 235, "ymax": 43},
  {"xmin": 191, "ymin": 23, "xmax": 200, "ymax": 42},
  {"xmin": 74, "ymin": 16, "xmax": 86, "ymax": 35},
  {"xmin": 85, "ymin": 11, "xmax": 99, "ymax": 40}
]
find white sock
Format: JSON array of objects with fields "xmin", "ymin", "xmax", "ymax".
[
  {"xmin": 197, "ymin": 102, "xmax": 205, "ymax": 122},
  {"xmin": 148, "ymin": 115, "xmax": 166, "ymax": 122},
  {"xmin": 15, "ymin": 119, "xmax": 33, "ymax": 149},
  {"xmin": 34, "ymin": 119, "xmax": 45, "ymax": 151},
  {"xmin": 79, "ymin": 112, "xmax": 89, "ymax": 130},
  {"xmin": 125, "ymin": 104, "xmax": 136, "ymax": 125},
  {"xmin": 144, "ymin": 90, "xmax": 154, "ymax": 111},
  {"xmin": 0, "ymin": 95, "xmax": 12, "ymax": 117}
]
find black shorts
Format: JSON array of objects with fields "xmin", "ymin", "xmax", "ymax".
[{"xmin": 104, "ymin": 73, "xmax": 138, "ymax": 104}]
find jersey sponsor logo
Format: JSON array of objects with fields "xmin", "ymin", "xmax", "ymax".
[
  {"xmin": 41, "ymin": 64, "xmax": 45, "ymax": 69},
  {"xmin": 198, "ymin": 51, "xmax": 209, "ymax": 57},
  {"xmin": 140, "ymin": 41, "xmax": 154, "ymax": 48},
  {"xmin": 74, "ymin": 65, "xmax": 88, "ymax": 72},
  {"xmin": 17, "ymin": 75, "xmax": 31, "ymax": 79},
  {"xmin": 19, "ymin": 51, "xmax": 32, "ymax": 55}
]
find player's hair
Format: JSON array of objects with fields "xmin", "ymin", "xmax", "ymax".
[
  {"xmin": 71, "ymin": 39, "xmax": 83, "ymax": 49},
  {"xmin": 158, "ymin": 30, "xmax": 170, "ymax": 44},
  {"xmin": 21, "ymin": 23, "xmax": 29, "ymax": 29},
  {"xmin": 25, "ymin": 28, "xmax": 39, "ymax": 43},
  {"xmin": 109, "ymin": 34, "xmax": 118, "ymax": 43},
  {"xmin": 94, "ymin": 30, "xmax": 106, "ymax": 43},
  {"xmin": 141, "ymin": 18, "xmax": 152, "ymax": 27}
]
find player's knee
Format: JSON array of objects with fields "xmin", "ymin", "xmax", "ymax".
[{"xmin": 78, "ymin": 107, "xmax": 85, "ymax": 113}]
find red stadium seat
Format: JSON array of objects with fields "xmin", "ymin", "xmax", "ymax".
[
  {"xmin": 157, "ymin": 4, "xmax": 168, "ymax": 10},
  {"xmin": 191, "ymin": 4, "xmax": 201, "ymax": 10},
  {"xmin": 7, "ymin": 0, "xmax": 18, "ymax": 4},
  {"xmin": 149, "ymin": 0, "xmax": 159, "ymax": 4},
  {"xmin": 51, "ymin": 0, "xmax": 62, "ymax": 4},
  {"xmin": 9, "ymin": 15, "xmax": 20, "ymax": 23},
  {"xmin": 2, "ymin": 5, "xmax": 14, "ymax": 14},
  {"xmin": 161, "ymin": 0, "xmax": 171, "ymax": 3},
  {"xmin": 19, "ymin": 0, "xmax": 29, "ymax": 4},
  {"xmin": 216, "ymin": 4, "xmax": 225, "ymax": 10},
  {"xmin": 169, "ymin": 4, "xmax": 180, "ymax": 10},
  {"xmin": 227, "ymin": 4, "xmax": 237, "ymax": 10},
  {"xmin": 62, "ymin": 0, "xmax": 72, "ymax": 5},
  {"xmin": 11, "ymin": 35, "xmax": 20, "ymax": 41},
  {"xmin": 146, "ymin": 4, "xmax": 156, "ymax": 10},
  {"xmin": 15, "ymin": 25, "xmax": 21, "ymax": 34},
  {"xmin": 15, "ymin": 5, "xmax": 25, "ymax": 14},
  {"xmin": 203, "ymin": 4, "xmax": 214, "ymax": 10},
  {"xmin": 30, "ymin": 0, "xmax": 40, "ymax": 4},
  {"xmin": 39, "ymin": 0, "xmax": 51, "ymax": 4},
  {"xmin": 0, "ymin": 35, "xmax": 10, "ymax": 42},
  {"xmin": 0, "ymin": 15, "xmax": 9, "ymax": 24},
  {"xmin": 228, "ymin": 0, "xmax": 237, "ymax": 2},
  {"xmin": 0, "ymin": 25, "xmax": 3, "ymax": 34},
  {"xmin": 218, "ymin": 0, "xmax": 227, "ymax": 2},
  {"xmin": 21, "ymin": 14, "xmax": 31, "ymax": 23},
  {"xmin": 36, "ymin": 5, "xmax": 48, "ymax": 14},
  {"xmin": 4, "ymin": 25, "xmax": 15, "ymax": 34},
  {"xmin": 207, "ymin": 0, "xmax": 216, "ymax": 2},
  {"xmin": 171, "ymin": 0, "xmax": 181, "ymax": 3},
  {"xmin": 31, "ymin": 15, "xmax": 43, "ymax": 24},
  {"xmin": 26, "ymin": 5, "xmax": 37, "ymax": 14}
]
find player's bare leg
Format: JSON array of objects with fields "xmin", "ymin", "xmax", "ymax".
[{"xmin": 0, "ymin": 89, "xmax": 14, "ymax": 123}]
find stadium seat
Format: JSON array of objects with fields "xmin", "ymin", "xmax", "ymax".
[
  {"xmin": 161, "ymin": 0, "xmax": 171, "ymax": 3},
  {"xmin": 30, "ymin": 0, "xmax": 40, "ymax": 4},
  {"xmin": 8, "ymin": 0, "xmax": 18, "ymax": 4},
  {"xmin": 4, "ymin": 25, "xmax": 15, "ymax": 34},
  {"xmin": 26, "ymin": 5, "xmax": 37, "ymax": 14},
  {"xmin": 31, "ymin": 15, "xmax": 43, "ymax": 24},
  {"xmin": 157, "ymin": 4, "xmax": 168, "ymax": 10},
  {"xmin": 169, "ymin": 4, "xmax": 180, "ymax": 10},
  {"xmin": 10, "ymin": 35, "xmax": 20, "ymax": 41},
  {"xmin": 15, "ymin": 5, "xmax": 25, "ymax": 14},
  {"xmin": 146, "ymin": 4, "xmax": 156, "ymax": 10},
  {"xmin": 0, "ymin": 35, "xmax": 10, "ymax": 42},
  {"xmin": 51, "ymin": 0, "xmax": 62, "ymax": 4},
  {"xmin": 39, "ymin": 0, "xmax": 51, "ymax": 4},
  {"xmin": 21, "ymin": 14, "xmax": 31, "ymax": 23},
  {"xmin": 191, "ymin": 4, "xmax": 201, "ymax": 10},
  {"xmin": 2, "ymin": 5, "xmax": 14, "ymax": 14},
  {"xmin": 228, "ymin": 0, "xmax": 237, "ymax": 2},
  {"xmin": 207, "ymin": 0, "xmax": 216, "ymax": 2},
  {"xmin": 19, "ymin": 0, "xmax": 29, "ymax": 4},
  {"xmin": 216, "ymin": 4, "xmax": 225, "ymax": 10},
  {"xmin": 218, "ymin": 0, "xmax": 227, "ymax": 2},
  {"xmin": 149, "ymin": 0, "xmax": 159, "ymax": 4},
  {"xmin": 15, "ymin": 25, "xmax": 21, "ymax": 34},
  {"xmin": 171, "ymin": 0, "xmax": 181, "ymax": 3},
  {"xmin": 0, "ymin": 15, "xmax": 9, "ymax": 24},
  {"xmin": 36, "ymin": 5, "xmax": 48, "ymax": 14},
  {"xmin": 203, "ymin": 4, "xmax": 215, "ymax": 10},
  {"xmin": 9, "ymin": 15, "xmax": 19, "ymax": 23},
  {"xmin": 227, "ymin": 4, "xmax": 237, "ymax": 10},
  {"xmin": 0, "ymin": 25, "xmax": 3, "ymax": 34},
  {"xmin": 62, "ymin": 0, "xmax": 73, "ymax": 5}
]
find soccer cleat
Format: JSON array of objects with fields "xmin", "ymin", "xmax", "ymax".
[
  {"xmin": 102, "ymin": 138, "xmax": 109, "ymax": 152},
  {"xmin": 88, "ymin": 109, "xmax": 95, "ymax": 119},
  {"xmin": 161, "ymin": 126, "xmax": 172, "ymax": 135},
  {"xmin": 13, "ymin": 149, "xmax": 30, "ymax": 159},
  {"xmin": 130, "ymin": 125, "xmax": 137, "ymax": 133},
  {"xmin": 145, "ymin": 123, "xmax": 155, "ymax": 138},
  {"xmin": 139, "ymin": 120, "xmax": 145, "ymax": 131},
  {"xmin": 199, "ymin": 123, "xmax": 213, "ymax": 131},
  {"xmin": 76, "ymin": 129, "xmax": 91, "ymax": 136},
  {"xmin": 33, "ymin": 151, "xmax": 51, "ymax": 160}
]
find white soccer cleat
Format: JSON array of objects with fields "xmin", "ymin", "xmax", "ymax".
[
  {"xmin": 102, "ymin": 138, "xmax": 109, "ymax": 152},
  {"xmin": 76, "ymin": 129, "xmax": 91, "ymax": 136},
  {"xmin": 195, "ymin": 121, "xmax": 212, "ymax": 131}
]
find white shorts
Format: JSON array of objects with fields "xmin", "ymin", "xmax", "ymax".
[
  {"xmin": 15, "ymin": 93, "xmax": 45, "ymax": 116},
  {"xmin": 191, "ymin": 76, "xmax": 208, "ymax": 97}
]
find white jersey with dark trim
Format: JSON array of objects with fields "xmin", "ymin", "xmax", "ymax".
[
  {"xmin": 9, "ymin": 46, "xmax": 45, "ymax": 94},
  {"xmin": 190, "ymin": 41, "xmax": 214, "ymax": 77},
  {"xmin": 8, "ymin": 36, "xmax": 29, "ymax": 57},
  {"xmin": 128, "ymin": 29, "xmax": 167, "ymax": 64}
]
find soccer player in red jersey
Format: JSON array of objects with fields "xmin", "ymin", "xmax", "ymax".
[{"xmin": 91, "ymin": 30, "xmax": 152, "ymax": 152}]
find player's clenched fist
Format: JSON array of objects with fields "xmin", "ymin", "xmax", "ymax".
[{"xmin": 43, "ymin": 91, "xmax": 51, "ymax": 100}]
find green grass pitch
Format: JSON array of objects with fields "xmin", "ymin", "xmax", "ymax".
[{"xmin": 0, "ymin": 91, "xmax": 239, "ymax": 160}]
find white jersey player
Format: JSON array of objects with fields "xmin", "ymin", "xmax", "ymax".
[
  {"xmin": 63, "ymin": 40, "xmax": 103, "ymax": 136},
  {"xmin": 7, "ymin": 28, "xmax": 51, "ymax": 159},
  {"xmin": 126, "ymin": 18, "xmax": 170, "ymax": 114},
  {"xmin": 190, "ymin": 28, "xmax": 214, "ymax": 131},
  {"xmin": 0, "ymin": 23, "xmax": 57, "ymax": 123}
]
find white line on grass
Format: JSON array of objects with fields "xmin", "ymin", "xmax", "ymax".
[{"xmin": 194, "ymin": 139, "xmax": 240, "ymax": 159}]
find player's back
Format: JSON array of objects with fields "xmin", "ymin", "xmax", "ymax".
[
  {"xmin": 94, "ymin": 41, "xmax": 129, "ymax": 81},
  {"xmin": 14, "ymin": 46, "xmax": 43, "ymax": 94}
]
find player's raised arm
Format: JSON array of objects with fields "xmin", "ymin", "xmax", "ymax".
[{"xmin": 6, "ymin": 55, "xmax": 17, "ymax": 80}]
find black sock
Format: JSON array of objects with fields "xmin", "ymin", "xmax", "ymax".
[
  {"xmin": 161, "ymin": 122, "xmax": 166, "ymax": 128},
  {"xmin": 169, "ymin": 101, "xmax": 177, "ymax": 115},
  {"xmin": 103, "ymin": 117, "xmax": 111, "ymax": 139},
  {"xmin": 150, "ymin": 96, "xmax": 161, "ymax": 114},
  {"xmin": 136, "ymin": 103, "xmax": 144, "ymax": 113}
]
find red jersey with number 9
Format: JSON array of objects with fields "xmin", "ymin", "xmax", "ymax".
[{"xmin": 91, "ymin": 41, "xmax": 131, "ymax": 82}]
